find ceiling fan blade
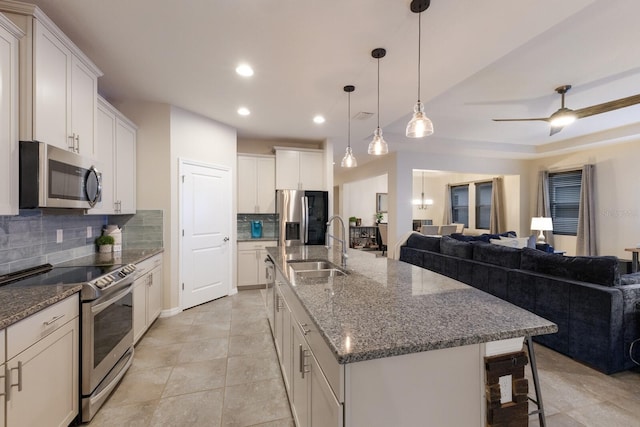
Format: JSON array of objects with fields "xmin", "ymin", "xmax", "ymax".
[
  {"xmin": 492, "ymin": 118, "xmax": 549, "ymax": 122},
  {"xmin": 574, "ymin": 93, "xmax": 640, "ymax": 119},
  {"xmin": 550, "ymin": 126, "xmax": 563, "ymax": 136}
]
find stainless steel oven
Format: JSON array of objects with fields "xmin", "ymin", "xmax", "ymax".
[{"xmin": 80, "ymin": 264, "xmax": 137, "ymax": 422}]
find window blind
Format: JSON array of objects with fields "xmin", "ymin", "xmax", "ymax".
[
  {"xmin": 549, "ymin": 171, "xmax": 582, "ymax": 235},
  {"xmin": 451, "ymin": 185, "xmax": 469, "ymax": 228},
  {"xmin": 475, "ymin": 181, "xmax": 492, "ymax": 230}
]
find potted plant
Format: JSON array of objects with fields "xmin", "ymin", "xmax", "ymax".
[
  {"xmin": 349, "ymin": 216, "xmax": 357, "ymax": 227},
  {"xmin": 95, "ymin": 235, "xmax": 115, "ymax": 253},
  {"xmin": 375, "ymin": 212, "xmax": 384, "ymax": 224}
]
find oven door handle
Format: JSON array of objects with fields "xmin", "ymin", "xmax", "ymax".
[{"xmin": 91, "ymin": 284, "xmax": 133, "ymax": 314}]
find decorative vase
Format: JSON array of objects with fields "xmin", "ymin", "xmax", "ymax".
[{"xmin": 98, "ymin": 244, "xmax": 113, "ymax": 253}]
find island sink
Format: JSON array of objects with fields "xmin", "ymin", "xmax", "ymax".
[{"xmin": 287, "ymin": 259, "xmax": 347, "ymax": 278}]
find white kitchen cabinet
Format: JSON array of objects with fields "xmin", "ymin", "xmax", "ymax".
[
  {"xmin": 237, "ymin": 241, "xmax": 276, "ymax": 288},
  {"xmin": 133, "ymin": 254, "xmax": 163, "ymax": 344},
  {"xmin": 94, "ymin": 96, "xmax": 137, "ymax": 215},
  {"xmin": 5, "ymin": 294, "xmax": 79, "ymax": 427},
  {"xmin": 238, "ymin": 155, "xmax": 275, "ymax": 213},
  {"xmin": 0, "ymin": 3, "xmax": 103, "ymax": 155},
  {"xmin": 275, "ymin": 148, "xmax": 324, "ymax": 190},
  {"xmin": 0, "ymin": 329, "xmax": 5, "ymax": 427},
  {"xmin": 291, "ymin": 320, "xmax": 311, "ymax": 427},
  {"xmin": 274, "ymin": 285, "xmax": 292, "ymax": 392},
  {"xmin": 0, "ymin": 14, "xmax": 22, "ymax": 216}
]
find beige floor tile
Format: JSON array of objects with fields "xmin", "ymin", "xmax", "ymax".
[
  {"xmin": 529, "ymin": 412, "xmax": 587, "ymax": 427},
  {"xmin": 222, "ymin": 378, "xmax": 291, "ymax": 426},
  {"xmin": 162, "ymin": 358, "xmax": 227, "ymax": 398},
  {"xmin": 566, "ymin": 400, "xmax": 640, "ymax": 427},
  {"xmin": 228, "ymin": 333, "xmax": 274, "ymax": 357},
  {"xmin": 107, "ymin": 366, "xmax": 173, "ymax": 406},
  {"xmin": 193, "ymin": 309, "xmax": 232, "ymax": 325},
  {"xmin": 225, "ymin": 350, "xmax": 282, "ymax": 386},
  {"xmin": 188, "ymin": 296, "xmax": 233, "ymax": 313},
  {"xmin": 150, "ymin": 389, "xmax": 224, "ymax": 426},
  {"xmin": 250, "ymin": 419, "xmax": 295, "ymax": 427},
  {"xmin": 177, "ymin": 336, "xmax": 229, "ymax": 363},
  {"xmin": 130, "ymin": 342, "xmax": 183, "ymax": 372},
  {"xmin": 87, "ymin": 400, "xmax": 158, "ymax": 427},
  {"xmin": 188, "ymin": 321, "xmax": 232, "ymax": 339},
  {"xmin": 230, "ymin": 317, "xmax": 271, "ymax": 336}
]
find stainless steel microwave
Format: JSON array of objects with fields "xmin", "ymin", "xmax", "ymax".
[{"xmin": 19, "ymin": 141, "xmax": 102, "ymax": 209}]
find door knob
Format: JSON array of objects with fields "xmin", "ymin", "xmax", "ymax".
[{"xmin": 223, "ymin": 237, "xmax": 229, "ymax": 242}]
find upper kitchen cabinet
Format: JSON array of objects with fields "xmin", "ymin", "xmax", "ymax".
[
  {"xmin": 0, "ymin": 1, "xmax": 103, "ymax": 156},
  {"xmin": 0, "ymin": 13, "xmax": 23, "ymax": 216},
  {"xmin": 238, "ymin": 154, "xmax": 275, "ymax": 213},
  {"xmin": 275, "ymin": 147, "xmax": 324, "ymax": 190},
  {"xmin": 93, "ymin": 96, "xmax": 137, "ymax": 215}
]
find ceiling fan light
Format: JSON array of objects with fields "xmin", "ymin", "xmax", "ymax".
[
  {"xmin": 406, "ymin": 102, "xmax": 434, "ymax": 138},
  {"xmin": 341, "ymin": 146, "xmax": 357, "ymax": 168},
  {"xmin": 549, "ymin": 108, "xmax": 577, "ymax": 127},
  {"xmin": 368, "ymin": 127, "xmax": 389, "ymax": 155}
]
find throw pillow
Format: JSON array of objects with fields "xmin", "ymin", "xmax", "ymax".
[{"xmin": 492, "ymin": 237, "xmax": 529, "ymax": 249}]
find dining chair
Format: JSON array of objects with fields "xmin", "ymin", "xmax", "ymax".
[
  {"xmin": 420, "ymin": 225, "xmax": 440, "ymax": 235},
  {"xmin": 439, "ymin": 225, "xmax": 458, "ymax": 236},
  {"xmin": 378, "ymin": 223, "xmax": 388, "ymax": 256}
]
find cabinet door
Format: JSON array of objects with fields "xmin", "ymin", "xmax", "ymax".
[
  {"xmin": 274, "ymin": 289, "xmax": 284, "ymax": 358},
  {"xmin": 257, "ymin": 248, "xmax": 270, "ymax": 285},
  {"xmin": 237, "ymin": 156, "xmax": 258, "ymax": 213},
  {"xmin": 132, "ymin": 274, "xmax": 148, "ymax": 344},
  {"xmin": 310, "ymin": 354, "xmax": 343, "ymax": 427},
  {"xmin": 237, "ymin": 249, "xmax": 259, "ymax": 287},
  {"xmin": 281, "ymin": 297, "xmax": 292, "ymax": 393},
  {"xmin": 0, "ymin": 20, "xmax": 19, "ymax": 215},
  {"xmin": 92, "ymin": 101, "xmax": 116, "ymax": 214},
  {"xmin": 275, "ymin": 150, "xmax": 300, "ymax": 190},
  {"xmin": 256, "ymin": 157, "xmax": 276, "ymax": 213},
  {"xmin": 33, "ymin": 20, "xmax": 72, "ymax": 151},
  {"xmin": 6, "ymin": 317, "xmax": 78, "ymax": 427},
  {"xmin": 70, "ymin": 56, "xmax": 97, "ymax": 157},
  {"xmin": 299, "ymin": 151, "xmax": 324, "ymax": 190},
  {"xmin": 147, "ymin": 265, "xmax": 163, "ymax": 324},
  {"xmin": 115, "ymin": 118, "xmax": 136, "ymax": 214},
  {"xmin": 291, "ymin": 322, "xmax": 310, "ymax": 427}
]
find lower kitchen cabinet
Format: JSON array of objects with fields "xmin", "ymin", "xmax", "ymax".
[
  {"xmin": 133, "ymin": 254, "xmax": 163, "ymax": 344},
  {"xmin": 5, "ymin": 294, "xmax": 79, "ymax": 427},
  {"xmin": 237, "ymin": 241, "xmax": 276, "ymax": 288},
  {"xmin": 274, "ymin": 285, "xmax": 292, "ymax": 392},
  {"xmin": 0, "ymin": 329, "xmax": 5, "ymax": 427}
]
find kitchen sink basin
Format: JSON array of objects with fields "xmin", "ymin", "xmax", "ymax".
[{"xmin": 287, "ymin": 259, "xmax": 347, "ymax": 279}]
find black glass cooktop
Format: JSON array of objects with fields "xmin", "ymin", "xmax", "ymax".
[{"xmin": 0, "ymin": 264, "xmax": 124, "ymax": 287}]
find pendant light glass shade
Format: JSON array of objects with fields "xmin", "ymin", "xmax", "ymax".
[
  {"xmin": 341, "ymin": 146, "xmax": 357, "ymax": 168},
  {"xmin": 369, "ymin": 48, "xmax": 389, "ymax": 156},
  {"xmin": 368, "ymin": 127, "xmax": 388, "ymax": 155},
  {"xmin": 341, "ymin": 85, "xmax": 357, "ymax": 168},
  {"xmin": 406, "ymin": 101, "xmax": 434, "ymax": 138},
  {"xmin": 406, "ymin": 2, "xmax": 434, "ymax": 138}
]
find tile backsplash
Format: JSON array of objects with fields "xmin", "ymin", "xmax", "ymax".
[
  {"xmin": 0, "ymin": 209, "xmax": 163, "ymax": 275},
  {"xmin": 237, "ymin": 214, "xmax": 279, "ymax": 240}
]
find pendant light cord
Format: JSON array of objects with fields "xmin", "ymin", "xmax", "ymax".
[
  {"xmin": 417, "ymin": 11, "xmax": 422, "ymax": 103},
  {"xmin": 377, "ymin": 57, "xmax": 381, "ymax": 128},
  {"xmin": 348, "ymin": 91, "xmax": 351, "ymax": 149}
]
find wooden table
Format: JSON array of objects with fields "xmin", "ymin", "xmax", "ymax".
[{"xmin": 624, "ymin": 248, "xmax": 640, "ymax": 273}]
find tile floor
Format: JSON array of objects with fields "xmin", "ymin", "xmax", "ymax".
[
  {"xmin": 88, "ymin": 289, "xmax": 293, "ymax": 427},
  {"xmin": 88, "ymin": 288, "xmax": 640, "ymax": 427}
]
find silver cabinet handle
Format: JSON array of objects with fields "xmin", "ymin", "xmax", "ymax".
[
  {"xmin": 299, "ymin": 345, "xmax": 310, "ymax": 378},
  {"xmin": 300, "ymin": 322, "xmax": 310, "ymax": 335},
  {"xmin": 0, "ymin": 366, "xmax": 6, "ymax": 399},
  {"xmin": 43, "ymin": 314, "xmax": 65, "ymax": 326},
  {"xmin": 8, "ymin": 361, "xmax": 23, "ymax": 400},
  {"xmin": 67, "ymin": 134, "xmax": 76, "ymax": 151},
  {"xmin": 74, "ymin": 133, "xmax": 80, "ymax": 153}
]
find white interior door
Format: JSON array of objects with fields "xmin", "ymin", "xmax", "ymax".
[{"xmin": 181, "ymin": 160, "xmax": 231, "ymax": 309}]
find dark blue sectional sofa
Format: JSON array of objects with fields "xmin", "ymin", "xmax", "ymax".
[{"xmin": 399, "ymin": 233, "xmax": 640, "ymax": 374}]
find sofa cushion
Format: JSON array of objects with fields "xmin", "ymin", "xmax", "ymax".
[
  {"xmin": 405, "ymin": 233, "xmax": 441, "ymax": 253},
  {"xmin": 450, "ymin": 231, "xmax": 516, "ymax": 243},
  {"xmin": 520, "ymin": 247, "xmax": 620, "ymax": 287},
  {"xmin": 621, "ymin": 272, "xmax": 640, "ymax": 285},
  {"xmin": 440, "ymin": 236, "xmax": 473, "ymax": 259},
  {"xmin": 474, "ymin": 241, "xmax": 522, "ymax": 269}
]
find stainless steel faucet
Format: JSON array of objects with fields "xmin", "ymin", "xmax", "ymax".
[{"xmin": 326, "ymin": 215, "xmax": 348, "ymax": 267}]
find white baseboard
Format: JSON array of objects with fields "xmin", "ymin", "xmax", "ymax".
[{"xmin": 159, "ymin": 306, "xmax": 182, "ymax": 318}]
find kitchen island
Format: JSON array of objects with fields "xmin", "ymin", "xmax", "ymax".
[{"xmin": 266, "ymin": 245, "xmax": 557, "ymax": 427}]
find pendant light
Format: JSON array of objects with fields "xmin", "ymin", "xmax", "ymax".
[
  {"xmin": 415, "ymin": 171, "xmax": 433, "ymax": 209},
  {"xmin": 368, "ymin": 48, "xmax": 389, "ymax": 156},
  {"xmin": 406, "ymin": 0, "xmax": 434, "ymax": 138},
  {"xmin": 341, "ymin": 85, "xmax": 357, "ymax": 168}
]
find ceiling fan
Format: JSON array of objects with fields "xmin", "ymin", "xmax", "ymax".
[{"xmin": 493, "ymin": 85, "xmax": 640, "ymax": 136}]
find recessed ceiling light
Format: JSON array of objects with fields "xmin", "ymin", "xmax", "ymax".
[
  {"xmin": 235, "ymin": 64, "xmax": 254, "ymax": 77},
  {"xmin": 313, "ymin": 115, "xmax": 325, "ymax": 124},
  {"xmin": 237, "ymin": 107, "xmax": 250, "ymax": 116}
]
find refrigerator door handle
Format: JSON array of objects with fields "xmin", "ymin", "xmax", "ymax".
[{"xmin": 302, "ymin": 196, "xmax": 309, "ymax": 244}]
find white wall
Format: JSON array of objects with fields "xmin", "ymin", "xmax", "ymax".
[
  {"xmin": 528, "ymin": 138, "xmax": 640, "ymax": 258},
  {"xmin": 343, "ymin": 174, "xmax": 388, "ymax": 226}
]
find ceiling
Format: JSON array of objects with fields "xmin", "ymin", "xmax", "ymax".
[{"xmin": 23, "ymin": 0, "xmax": 640, "ymax": 167}]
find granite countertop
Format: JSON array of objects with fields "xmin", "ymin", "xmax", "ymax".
[
  {"xmin": 267, "ymin": 246, "xmax": 557, "ymax": 364},
  {"xmin": 0, "ymin": 247, "xmax": 164, "ymax": 330}
]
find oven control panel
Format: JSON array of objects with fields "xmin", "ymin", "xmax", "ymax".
[{"xmin": 92, "ymin": 264, "xmax": 137, "ymax": 290}]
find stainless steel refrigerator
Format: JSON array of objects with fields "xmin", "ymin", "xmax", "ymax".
[{"xmin": 276, "ymin": 190, "xmax": 328, "ymax": 246}]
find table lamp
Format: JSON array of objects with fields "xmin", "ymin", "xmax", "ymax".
[{"xmin": 531, "ymin": 217, "xmax": 553, "ymax": 243}]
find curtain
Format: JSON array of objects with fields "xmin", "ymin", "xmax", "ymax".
[
  {"xmin": 576, "ymin": 164, "xmax": 597, "ymax": 255},
  {"xmin": 442, "ymin": 184, "xmax": 452, "ymax": 225},
  {"xmin": 489, "ymin": 177, "xmax": 506, "ymax": 233},
  {"xmin": 535, "ymin": 170, "xmax": 554, "ymax": 246}
]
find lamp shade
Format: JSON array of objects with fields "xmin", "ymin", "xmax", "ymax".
[{"xmin": 530, "ymin": 217, "xmax": 553, "ymax": 231}]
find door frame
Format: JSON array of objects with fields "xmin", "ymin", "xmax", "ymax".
[{"xmin": 178, "ymin": 157, "xmax": 235, "ymax": 311}]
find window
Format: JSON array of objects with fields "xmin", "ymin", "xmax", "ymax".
[
  {"xmin": 451, "ymin": 185, "xmax": 469, "ymax": 228},
  {"xmin": 549, "ymin": 170, "xmax": 582, "ymax": 235},
  {"xmin": 475, "ymin": 181, "xmax": 492, "ymax": 230}
]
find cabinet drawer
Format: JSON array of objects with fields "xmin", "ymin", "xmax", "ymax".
[
  {"xmin": 238, "ymin": 240, "xmax": 277, "ymax": 251},
  {"xmin": 135, "ymin": 253, "xmax": 163, "ymax": 276},
  {"xmin": 7, "ymin": 294, "xmax": 79, "ymax": 359}
]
